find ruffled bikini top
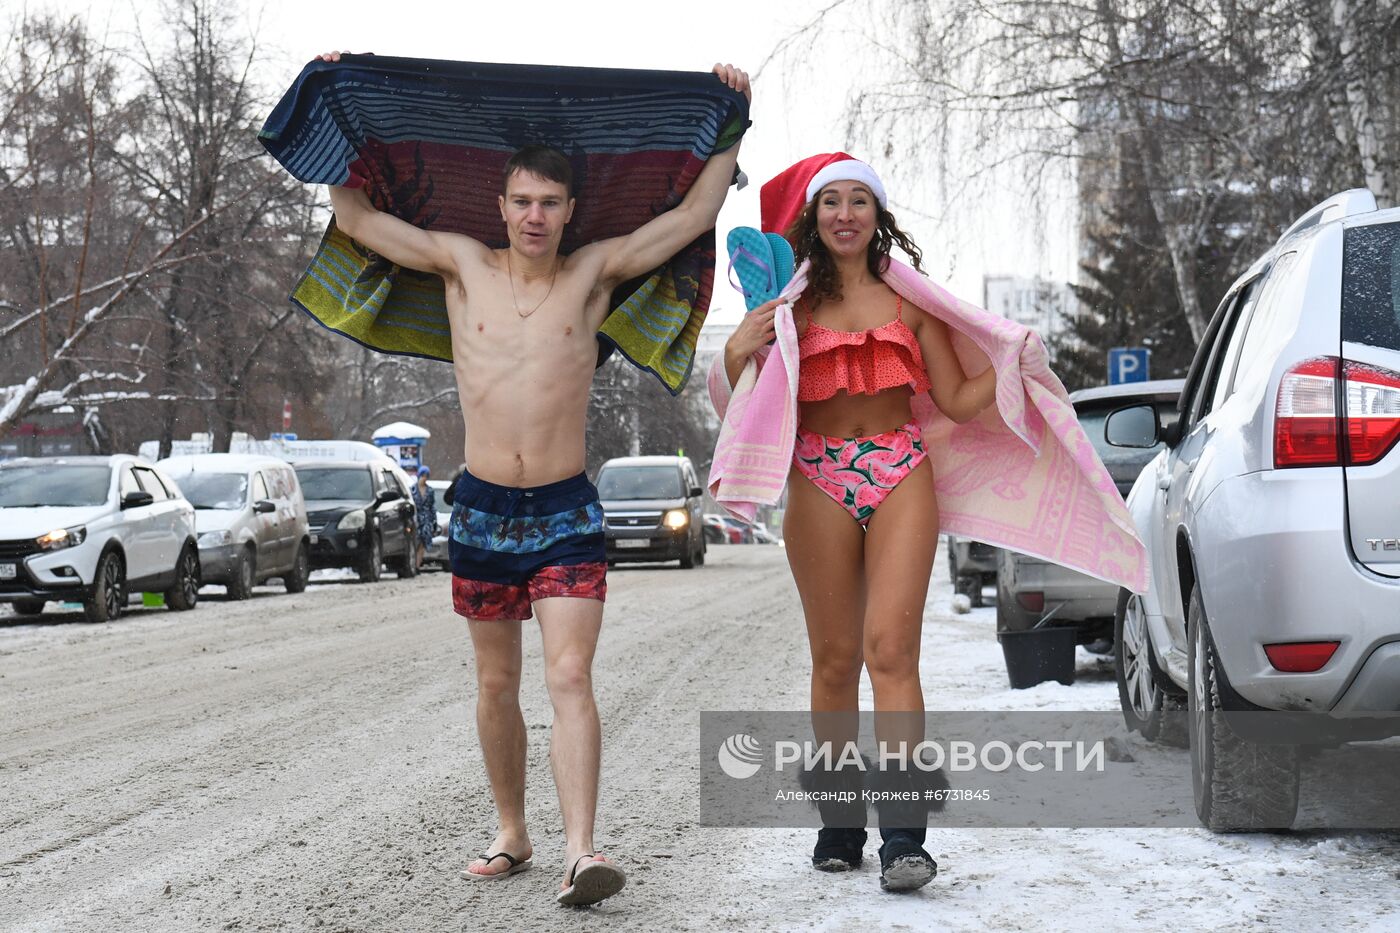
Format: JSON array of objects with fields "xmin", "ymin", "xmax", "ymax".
[{"xmin": 797, "ymin": 294, "xmax": 932, "ymax": 402}]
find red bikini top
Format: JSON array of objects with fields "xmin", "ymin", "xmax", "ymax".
[{"xmin": 797, "ymin": 294, "xmax": 932, "ymax": 402}]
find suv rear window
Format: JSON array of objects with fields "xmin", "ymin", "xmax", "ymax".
[
  {"xmin": 1343, "ymin": 221, "xmax": 1400, "ymax": 351},
  {"xmin": 597, "ymin": 466, "xmax": 683, "ymax": 500}
]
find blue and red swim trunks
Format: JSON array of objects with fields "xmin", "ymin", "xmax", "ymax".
[{"xmin": 448, "ymin": 469, "xmax": 607, "ymax": 621}]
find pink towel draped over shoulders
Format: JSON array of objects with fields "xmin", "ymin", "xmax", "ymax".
[{"xmin": 706, "ymin": 258, "xmax": 1149, "ymax": 595}]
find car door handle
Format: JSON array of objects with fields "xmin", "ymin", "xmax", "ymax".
[{"xmin": 1157, "ymin": 476, "xmax": 1171, "ymax": 490}]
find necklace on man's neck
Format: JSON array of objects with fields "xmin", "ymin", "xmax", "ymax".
[{"xmin": 507, "ymin": 250, "xmax": 559, "ymax": 319}]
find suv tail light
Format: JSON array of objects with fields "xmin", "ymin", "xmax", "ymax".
[
  {"xmin": 1275, "ymin": 358, "xmax": 1340, "ymax": 467},
  {"xmin": 1274, "ymin": 357, "xmax": 1400, "ymax": 467},
  {"xmin": 1016, "ymin": 591, "xmax": 1045, "ymax": 613},
  {"xmin": 1343, "ymin": 361, "xmax": 1400, "ymax": 465}
]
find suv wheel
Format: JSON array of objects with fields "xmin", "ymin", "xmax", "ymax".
[
  {"xmin": 357, "ymin": 534, "xmax": 382, "ymax": 583},
  {"xmin": 392, "ymin": 535, "xmax": 418, "ymax": 579},
  {"xmin": 284, "ymin": 542, "xmax": 310, "ymax": 593},
  {"xmin": 165, "ymin": 545, "xmax": 200, "ymax": 611},
  {"xmin": 1114, "ymin": 589, "xmax": 1187, "ymax": 747},
  {"xmin": 1187, "ymin": 584, "xmax": 1299, "ymax": 831},
  {"xmin": 84, "ymin": 549, "xmax": 126, "ymax": 623},
  {"xmin": 680, "ymin": 535, "xmax": 697, "ymax": 569},
  {"xmin": 227, "ymin": 546, "xmax": 255, "ymax": 601},
  {"xmin": 12, "ymin": 598, "xmax": 46, "ymax": 617},
  {"xmin": 956, "ymin": 573, "xmax": 984, "ymax": 608}
]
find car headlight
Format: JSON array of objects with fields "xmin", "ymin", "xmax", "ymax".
[
  {"xmin": 337, "ymin": 510, "xmax": 366, "ymax": 531},
  {"xmin": 197, "ymin": 530, "xmax": 232, "ymax": 547},
  {"xmin": 663, "ymin": 509, "xmax": 689, "ymax": 530},
  {"xmin": 36, "ymin": 525, "xmax": 86, "ymax": 551}
]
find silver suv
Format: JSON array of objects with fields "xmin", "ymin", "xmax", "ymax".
[
  {"xmin": 158, "ymin": 454, "xmax": 311, "ymax": 599},
  {"xmin": 1107, "ymin": 189, "xmax": 1400, "ymax": 830}
]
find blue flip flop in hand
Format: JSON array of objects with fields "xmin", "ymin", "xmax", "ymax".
[{"xmin": 726, "ymin": 226, "xmax": 795, "ymax": 312}]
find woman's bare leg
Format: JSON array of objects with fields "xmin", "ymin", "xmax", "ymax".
[
  {"xmin": 784, "ymin": 465, "xmax": 868, "ymax": 733},
  {"xmin": 861, "ymin": 458, "xmax": 939, "ymax": 754}
]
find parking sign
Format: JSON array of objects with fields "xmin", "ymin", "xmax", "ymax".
[{"xmin": 1108, "ymin": 347, "xmax": 1150, "ymax": 385}]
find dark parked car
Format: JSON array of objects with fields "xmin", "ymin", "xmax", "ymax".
[
  {"xmin": 703, "ymin": 514, "xmax": 736, "ymax": 545},
  {"xmin": 946, "ymin": 535, "xmax": 999, "ymax": 607},
  {"xmin": 719, "ymin": 515, "xmax": 755, "ymax": 544},
  {"xmin": 597, "ymin": 455, "xmax": 707, "ymax": 568},
  {"xmin": 294, "ymin": 460, "xmax": 418, "ymax": 582}
]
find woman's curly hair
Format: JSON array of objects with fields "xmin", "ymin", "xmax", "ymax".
[{"xmin": 784, "ymin": 200, "xmax": 925, "ymax": 305}]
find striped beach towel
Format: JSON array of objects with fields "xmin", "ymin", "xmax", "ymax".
[{"xmin": 259, "ymin": 55, "xmax": 750, "ymax": 393}]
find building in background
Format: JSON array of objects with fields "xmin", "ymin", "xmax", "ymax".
[{"xmin": 982, "ymin": 275, "xmax": 1076, "ymax": 341}]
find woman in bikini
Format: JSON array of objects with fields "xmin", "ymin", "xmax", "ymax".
[{"xmin": 722, "ymin": 155, "xmax": 997, "ymax": 891}]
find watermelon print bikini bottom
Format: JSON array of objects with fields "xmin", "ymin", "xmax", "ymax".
[{"xmin": 792, "ymin": 420, "xmax": 927, "ymax": 525}]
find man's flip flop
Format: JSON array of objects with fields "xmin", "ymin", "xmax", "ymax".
[
  {"xmin": 555, "ymin": 853, "xmax": 627, "ymax": 906},
  {"xmin": 460, "ymin": 851, "xmax": 532, "ymax": 881}
]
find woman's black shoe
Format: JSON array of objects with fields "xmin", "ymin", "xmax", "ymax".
[
  {"xmin": 877, "ymin": 830, "xmax": 936, "ymax": 891},
  {"xmin": 812, "ymin": 826, "xmax": 867, "ymax": 871}
]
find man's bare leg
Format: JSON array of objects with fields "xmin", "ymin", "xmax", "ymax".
[
  {"xmin": 462, "ymin": 618, "xmax": 533, "ymax": 876},
  {"xmin": 534, "ymin": 596, "xmax": 616, "ymax": 888}
]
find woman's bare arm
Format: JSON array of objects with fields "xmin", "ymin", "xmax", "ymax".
[{"xmin": 912, "ymin": 314, "xmax": 998, "ymax": 423}]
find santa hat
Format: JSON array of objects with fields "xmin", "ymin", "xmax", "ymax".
[{"xmin": 759, "ymin": 153, "xmax": 888, "ymax": 236}]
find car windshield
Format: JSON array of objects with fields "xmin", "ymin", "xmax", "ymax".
[
  {"xmin": 1078, "ymin": 401, "xmax": 1181, "ymax": 468},
  {"xmin": 296, "ymin": 468, "xmax": 372, "ymax": 501},
  {"xmin": 0, "ymin": 464, "xmax": 111, "ymax": 507},
  {"xmin": 176, "ymin": 472, "xmax": 248, "ymax": 510},
  {"xmin": 596, "ymin": 466, "xmax": 683, "ymax": 500}
]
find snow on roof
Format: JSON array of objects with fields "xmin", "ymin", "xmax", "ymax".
[{"xmin": 372, "ymin": 421, "xmax": 431, "ymax": 440}]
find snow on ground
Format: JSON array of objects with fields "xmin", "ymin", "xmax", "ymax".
[{"xmin": 773, "ymin": 543, "xmax": 1400, "ymax": 932}]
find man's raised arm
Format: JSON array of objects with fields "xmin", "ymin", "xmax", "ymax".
[
  {"xmin": 593, "ymin": 63, "xmax": 751, "ymax": 290},
  {"xmin": 315, "ymin": 50, "xmax": 479, "ymax": 282},
  {"xmin": 328, "ymin": 184, "xmax": 464, "ymax": 279}
]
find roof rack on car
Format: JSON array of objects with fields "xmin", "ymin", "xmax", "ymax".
[{"xmin": 1276, "ymin": 188, "xmax": 1377, "ymax": 247}]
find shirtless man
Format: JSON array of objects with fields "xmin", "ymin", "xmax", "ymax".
[{"xmin": 318, "ymin": 52, "xmax": 751, "ymax": 906}]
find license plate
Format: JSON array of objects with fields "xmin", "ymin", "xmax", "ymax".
[
  {"xmin": 616, "ymin": 539, "xmax": 649, "ymax": 549},
  {"xmin": 0, "ymin": 563, "xmax": 15, "ymax": 580},
  {"xmin": 310, "ymin": 534, "xmax": 319, "ymax": 545}
]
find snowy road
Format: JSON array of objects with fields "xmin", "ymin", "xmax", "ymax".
[{"xmin": 1, "ymin": 545, "xmax": 1397, "ymax": 932}]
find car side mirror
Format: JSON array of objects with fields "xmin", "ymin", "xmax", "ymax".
[
  {"xmin": 1104, "ymin": 404, "xmax": 1160, "ymax": 448},
  {"xmin": 1160, "ymin": 419, "xmax": 1185, "ymax": 448},
  {"xmin": 376, "ymin": 489, "xmax": 400, "ymax": 504},
  {"xmin": 689, "ymin": 486, "xmax": 703, "ymax": 498},
  {"xmin": 254, "ymin": 499, "xmax": 276, "ymax": 514},
  {"xmin": 121, "ymin": 490, "xmax": 154, "ymax": 509}
]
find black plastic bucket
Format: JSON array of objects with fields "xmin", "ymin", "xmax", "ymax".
[{"xmin": 998, "ymin": 627, "xmax": 1078, "ymax": 689}]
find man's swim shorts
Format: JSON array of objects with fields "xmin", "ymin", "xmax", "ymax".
[{"xmin": 448, "ymin": 468, "xmax": 607, "ymax": 621}]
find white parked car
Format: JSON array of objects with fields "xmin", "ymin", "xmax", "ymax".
[
  {"xmin": 0, "ymin": 455, "xmax": 201, "ymax": 622},
  {"xmin": 158, "ymin": 454, "xmax": 311, "ymax": 599}
]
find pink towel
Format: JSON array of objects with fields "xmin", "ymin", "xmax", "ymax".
[{"xmin": 707, "ymin": 259, "xmax": 1149, "ymax": 594}]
